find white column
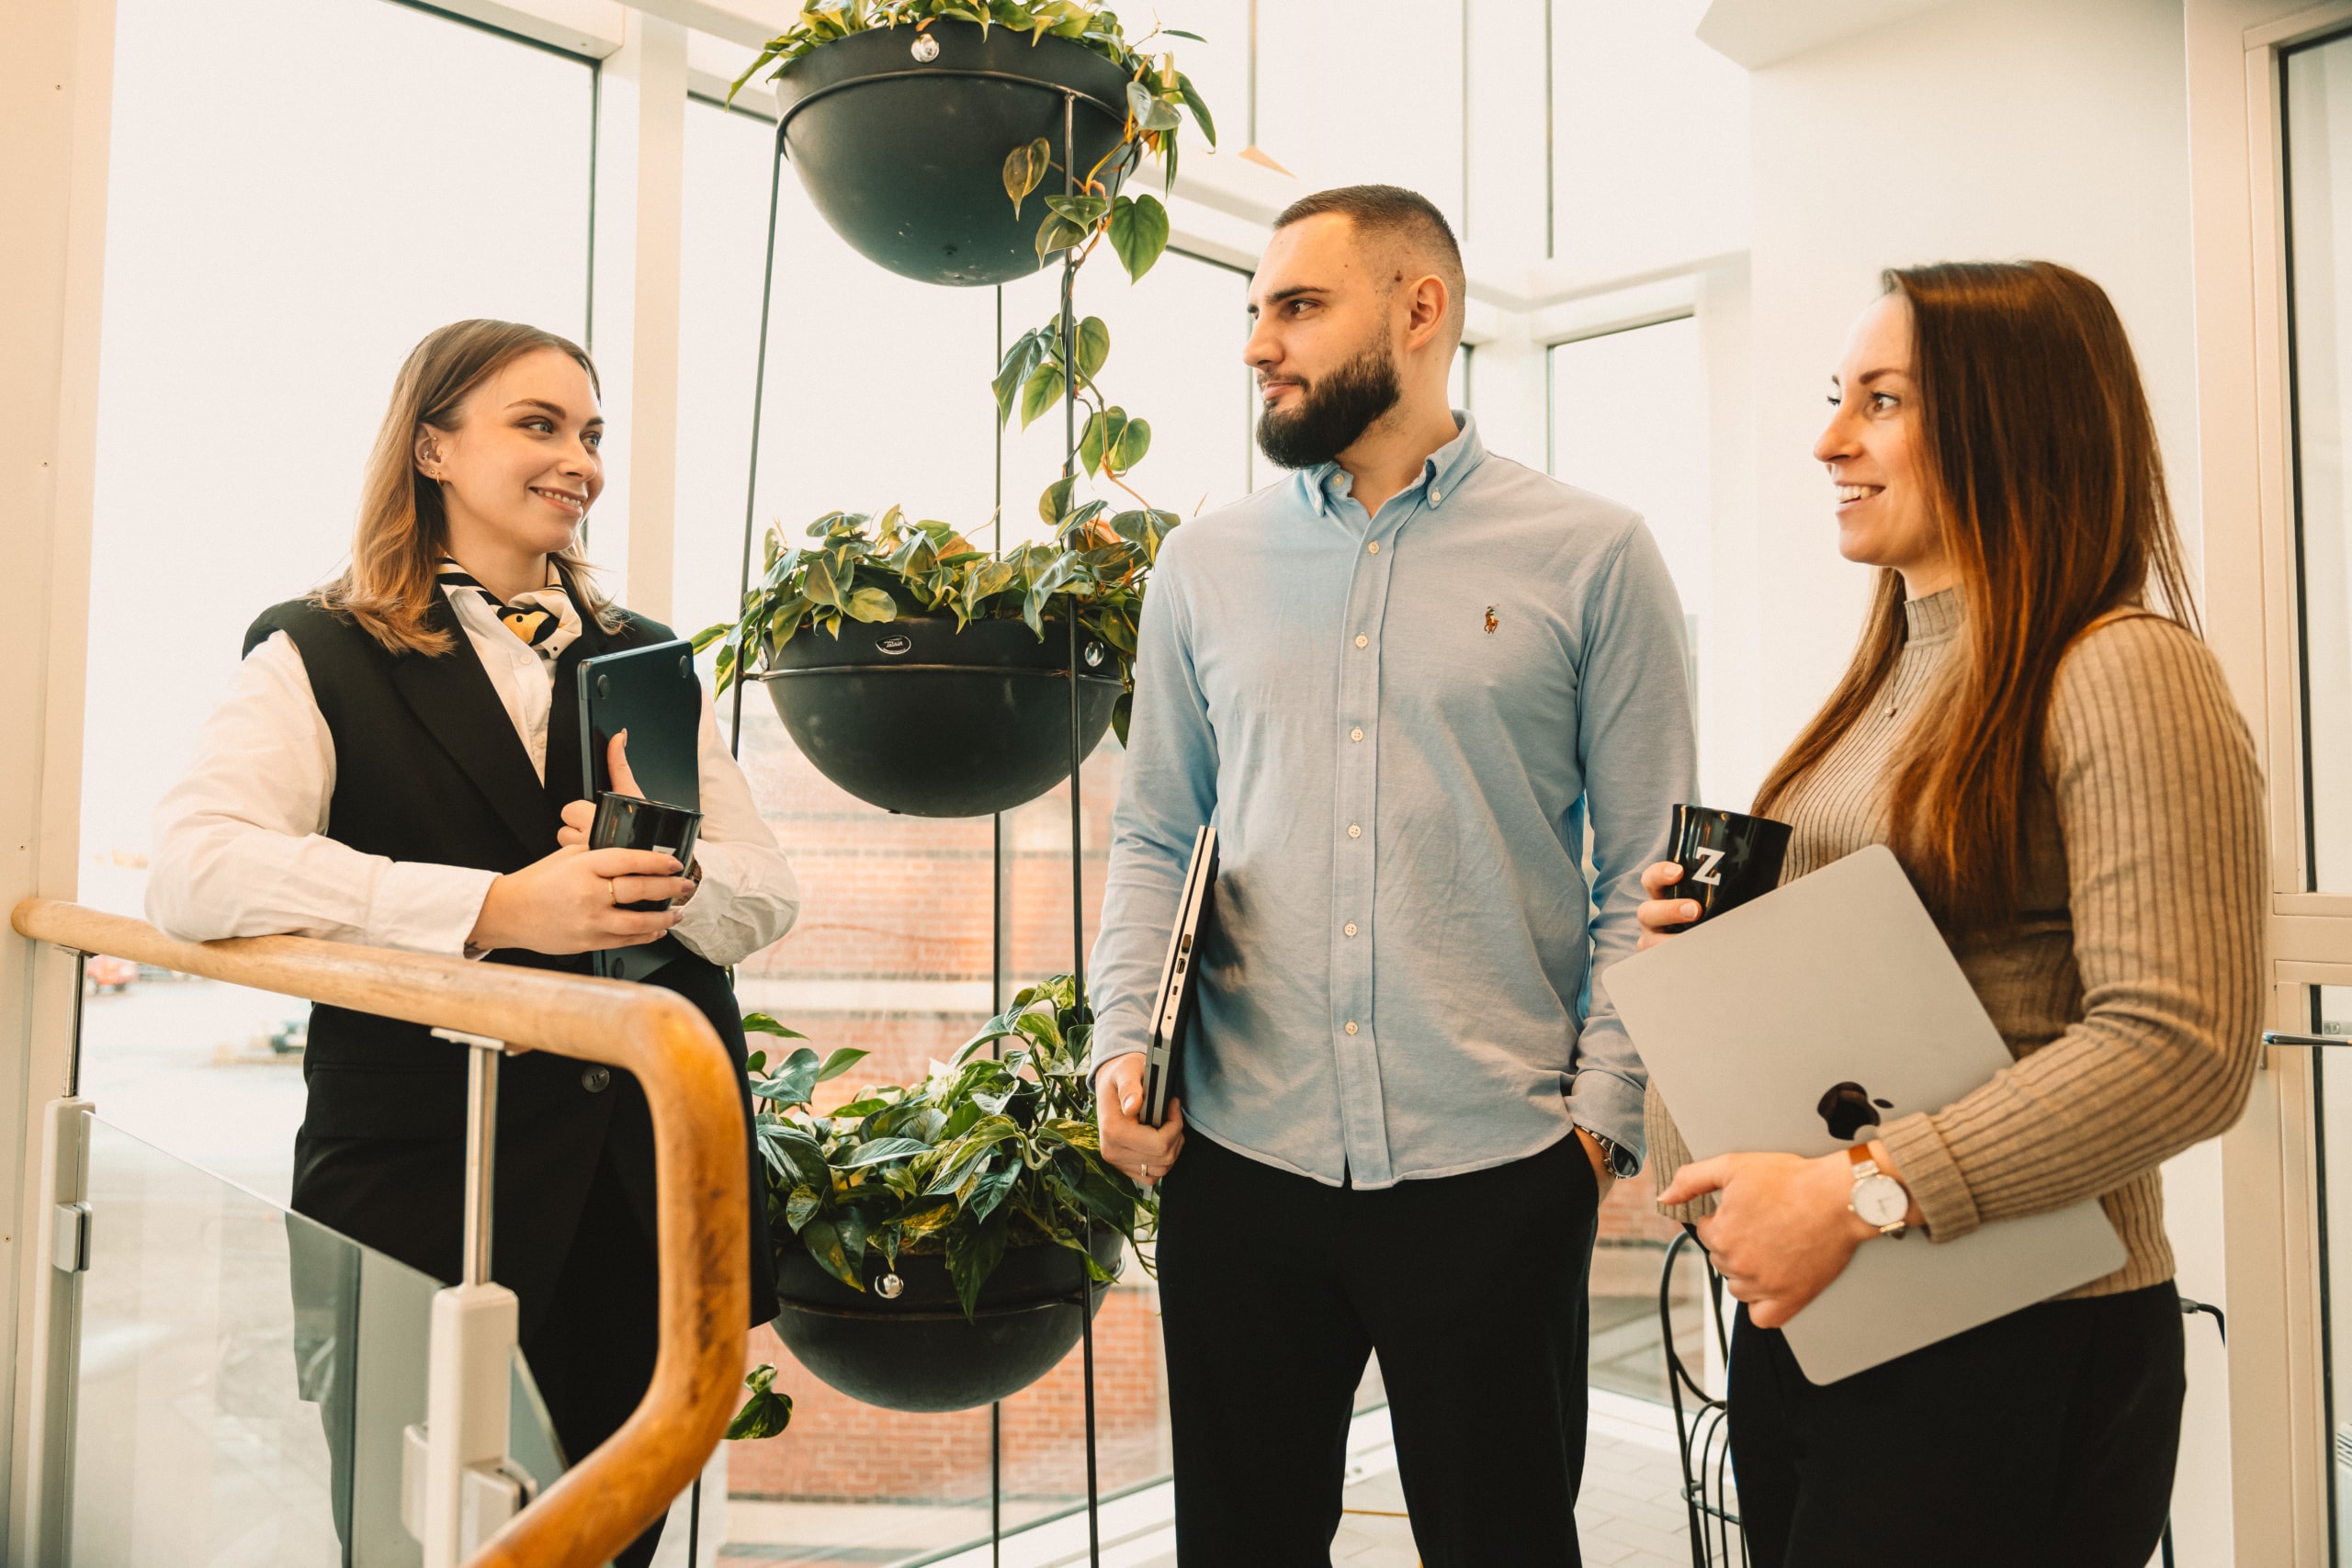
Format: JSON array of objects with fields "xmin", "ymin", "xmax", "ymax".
[
  {"xmin": 590, "ymin": 9, "xmax": 689, "ymax": 625},
  {"xmin": 1, "ymin": 0, "xmax": 115, "ymax": 1558},
  {"xmin": 1695, "ymin": 256, "xmax": 1759, "ymax": 809}
]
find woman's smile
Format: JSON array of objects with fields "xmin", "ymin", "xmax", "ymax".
[{"xmin": 532, "ymin": 484, "xmax": 587, "ymax": 518}]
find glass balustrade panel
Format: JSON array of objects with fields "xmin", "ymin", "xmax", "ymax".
[{"xmin": 68, "ymin": 1117, "xmax": 566, "ymax": 1568}]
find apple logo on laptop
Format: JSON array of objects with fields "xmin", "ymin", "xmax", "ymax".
[{"xmin": 1816, "ymin": 1081, "xmax": 1897, "ymax": 1142}]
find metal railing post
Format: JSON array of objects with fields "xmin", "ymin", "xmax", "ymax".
[
  {"xmin": 25, "ymin": 944, "xmax": 94, "ymax": 1568},
  {"xmin": 408, "ymin": 1030, "xmax": 532, "ymax": 1567}
]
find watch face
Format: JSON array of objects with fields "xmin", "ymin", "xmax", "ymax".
[{"xmin": 1853, "ymin": 1173, "xmax": 1908, "ymax": 1228}]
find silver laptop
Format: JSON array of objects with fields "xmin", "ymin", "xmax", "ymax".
[{"xmin": 1601, "ymin": 844, "xmax": 2126, "ymax": 1383}]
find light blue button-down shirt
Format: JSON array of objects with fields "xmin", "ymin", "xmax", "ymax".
[{"xmin": 1089, "ymin": 413, "xmax": 1698, "ymax": 1188}]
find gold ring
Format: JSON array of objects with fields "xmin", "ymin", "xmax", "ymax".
[{"xmin": 608, "ymin": 878, "xmax": 620, "ymax": 907}]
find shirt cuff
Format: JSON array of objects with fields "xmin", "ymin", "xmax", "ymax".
[
  {"xmin": 1879, "ymin": 1111, "xmax": 1981, "ymax": 1243},
  {"xmin": 367, "ymin": 862, "xmax": 498, "ymax": 957},
  {"xmin": 1567, "ymin": 1066, "xmax": 1646, "ymax": 1175}
]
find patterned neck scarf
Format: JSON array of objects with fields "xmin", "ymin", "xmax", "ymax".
[{"xmin": 436, "ymin": 557, "xmax": 582, "ymax": 661}]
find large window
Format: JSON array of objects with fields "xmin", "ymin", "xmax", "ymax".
[
  {"xmin": 2288, "ymin": 29, "xmax": 2352, "ymax": 892},
  {"xmin": 1547, "ymin": 315, "xmax": 1712, "ymax": 1402},
  {"xmin": 80, "ymin": 0, "xmax": 596, "ymax": 1200}
]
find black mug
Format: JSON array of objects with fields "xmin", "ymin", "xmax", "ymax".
[
  {"xmin": 589, "ymin": 792, "xmax": 703, "ymax": 912},
  {"xmin": 1664, "ymin": 804, "xmax": 1792, "ymax": 931}
]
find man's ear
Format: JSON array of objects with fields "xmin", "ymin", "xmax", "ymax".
[{"xmin": 1404, "ymin": 274, "xmax": 1453, "ymax": 353}]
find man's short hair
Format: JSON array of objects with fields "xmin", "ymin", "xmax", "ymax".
[{"xmin": 1273, "ymin": 185, "xmax": 1465, "ymax": 342}]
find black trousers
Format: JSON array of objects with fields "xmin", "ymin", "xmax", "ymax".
[
  {"xmin": 1157, "ymin": 1130, "xmax": 1600, "ymax": 1567},
  {"xmin": 1728, "ymin": 1281, "xmax": 2186, "ymax": 1567}
]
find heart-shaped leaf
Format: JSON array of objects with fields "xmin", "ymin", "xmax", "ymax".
[
  {"xmin": 1075, "ymin": 314, "xmax": 1110, "ymax": 380},
  {"xmin": 1110, "ymin": 414, "xmax": 1152, "ymax": 473},
  {"xmin": 1107, "ymin": 193, "xmax": 1170, "ymax": 282},
  {"xmin": 1019, "ymin": 359, "xmax": 1066, "ymax": 427},
  {"xmin": 1001, "ymin": 136, "xmax": 1051, "ymax": 218}
]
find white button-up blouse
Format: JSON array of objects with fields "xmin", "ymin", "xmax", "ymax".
[{"xmin": 145, "ymin": 582, "xmax": 801, "ymax": 966}]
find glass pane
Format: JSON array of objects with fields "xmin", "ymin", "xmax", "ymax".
[
  {"xmin": 1549, "ymin": 320, "xmax": 1711, "ymax": 1405},
  {"xmin": 2287, "ymin": 33, "xmax": 2352, "ymax": 889},
  {"xmin": 2312, "ymin": 988, "xmax": 2352, "ymax": 1559},
  {"xmin": 83, "ymin": 0, "xmax": 595, "ymax": 931},
  {"xmin": 69, "ymin": 1118, "xmax": 565, "ymax": 1567}
]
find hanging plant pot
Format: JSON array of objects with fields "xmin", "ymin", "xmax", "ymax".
[
  {"xmin": 760, "ymin": 614, "xmax": 1120, "ymax": 818},
  {"xmin": 774, "ymin": 18, "xmax": 1135, "ymax": 287},
  {"xmin": 771, "ymin": 1228, "xmax": 1124, "ymax": 1413}
]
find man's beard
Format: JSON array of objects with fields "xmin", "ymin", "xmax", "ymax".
[{"xmin": 1255, "ymin": 339, "xmax": 1403, "ymax": 470}]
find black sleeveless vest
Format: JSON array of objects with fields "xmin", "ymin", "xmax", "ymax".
[{"xmin": 244, "ymin": 587, "xmax": 776, "ymax": 1325}]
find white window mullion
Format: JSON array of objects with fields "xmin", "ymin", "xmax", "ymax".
[{"xmin": 589, "ymin": 9, "xmax": 688, "ymax": 624}]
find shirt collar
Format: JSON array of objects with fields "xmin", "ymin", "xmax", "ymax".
[{"xmin": 1298, "ymin": 411, "xmax": 1486, "ymax": 517}]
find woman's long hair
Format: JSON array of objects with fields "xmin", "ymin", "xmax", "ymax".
[
  {"xmin": 1752, "ymin": 261, "xmax": 2199, "ymax": 936},
  {"xmin": 318, "ymin": 319, "xmax": 622, "ymax": 655}
]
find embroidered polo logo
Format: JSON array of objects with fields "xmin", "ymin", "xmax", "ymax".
[{"xmin": 1484, "ymin": 605, "xmax": 1498, "ymax": 634}]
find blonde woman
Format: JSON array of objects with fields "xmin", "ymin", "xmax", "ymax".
[
  {"xmin": 148, "ymin": 320, "xmax": 798, "ymax": 1565},
  {"xmin": 1637, "ymin": 264, "xmax": 2263, "ymax": 1566}
]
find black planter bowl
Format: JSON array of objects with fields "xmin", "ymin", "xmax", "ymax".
[
  {"xmin": 760, "ymin": 615, "xmax": 1120, "ymax": 818},
  {"xmin": 771, "ymin": 1226, "xmax": 1125, "ymax": 1413},
  {"xmin": 774, "ymin": 18, "xmax": 1135, "ymax": 287}
]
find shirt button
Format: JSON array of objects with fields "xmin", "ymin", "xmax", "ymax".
[
  {"xmin": 1348, "ymin": 824, "xmax": 1362, "ymax": 839},
  {"xmin": 1351, "ymin": 727, "xmax": 1363, "ymax": 742},
  {"xmin": 582, "ymin": 1066, "xmax": 612, "ymax": 1093},
  {"xmin": 1354, "ymin": 635, "xmax": 1368, "ymax": 649},
  {"xmin": 1430, "ymin": 488, "xmax": 1442, "ymax": 504},
  {"xmin": 1367, "ymin": 541, "xmax": 1380, "ymax": 554},
  {"xmin": 1345, "ymin": 1021, "xmax": 1360, "ymax": 1035},
  {"xmin": 1344, "ymin": 921, "xmax": 1358, "ymax": 937}
]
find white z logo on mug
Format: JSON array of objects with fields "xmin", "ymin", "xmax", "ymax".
[{"xmin": 1691, "ymin": 847, "xmax": 1726, "ymax": 886}]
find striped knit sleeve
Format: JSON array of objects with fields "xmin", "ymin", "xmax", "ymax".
[{"xmin": 1878, "ymin": 616, "xmax": 2266, "ymax": 1242}]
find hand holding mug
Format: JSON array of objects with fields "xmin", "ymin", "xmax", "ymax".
[{"xmin": 1636, "ymin": 861, "xmax": 1699, "ymax": 950}]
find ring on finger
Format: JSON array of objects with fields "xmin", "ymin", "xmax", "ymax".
[{"xmin": 608, "ymin": 878, "xmax": 620, "ymax": 907}]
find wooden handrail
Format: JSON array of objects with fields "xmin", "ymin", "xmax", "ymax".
[{"xmin": 10, "ymin": 898, "xmax": 747, "ymax": 1568}]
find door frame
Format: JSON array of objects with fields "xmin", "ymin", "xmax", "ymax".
[{"xmin": 2188, "ymin": 1, "xmax": 2352, "ymax": 1559}]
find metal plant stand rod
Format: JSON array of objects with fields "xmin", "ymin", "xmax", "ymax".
[
  {"xmin": 1056, "ymin": 88, "xmax": 1103, "ymax": 1568},
  {"xmin": 729, "ymin": 122, "xmax": 790, "ymax": 761}
]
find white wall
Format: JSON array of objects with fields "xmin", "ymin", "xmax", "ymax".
[
  {"xmin": 1733, "ymin": 0, "xmax": 2202, "ymax": 801},
  {"xmin": 1723, "ymin": 2, "xmax": 2227, "ymax": 1556}
]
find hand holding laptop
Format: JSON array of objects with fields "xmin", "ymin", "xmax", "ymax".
[
  {"xmin": 1096, "ymin": 1055, "xmax": 1185, "ymax": 1189},
  {"xmin": 1638, "ymin": 841, "xmax": 1917, "ymax": 1326}
]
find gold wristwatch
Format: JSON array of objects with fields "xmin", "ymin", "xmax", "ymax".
[{"xmin": 1847, "ymin": 1145, "xmax": 1911, "ymax": 1238}]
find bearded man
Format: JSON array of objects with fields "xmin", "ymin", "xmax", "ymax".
[{"xmin": 1089, "ymin": 186, "xmax": 1698, "ymax": 1564}]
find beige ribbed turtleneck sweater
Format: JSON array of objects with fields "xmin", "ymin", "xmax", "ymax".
[{"xmin": 1642, "ymin": 590, "xmax": 2265, "ymax": 1298}]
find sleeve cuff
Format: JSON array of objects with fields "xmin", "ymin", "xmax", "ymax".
[
  {"xmin": 1567, "ymin": 1065, "xmax": 1647, "ymax": 1172},
  {"xmin": 368, "ymin": 862, "xmax": 498, "ymax": 957},
  {"xmin": 1880, "ymin": 1111, "xmax": 1982, "ymax": 1243}
]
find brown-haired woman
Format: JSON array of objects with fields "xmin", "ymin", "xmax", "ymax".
[
  {"xmin": 1637, "ymin": 263, "xmax": 2263, "ymax": 1565},
  {"xmin": 147, "ymin": 320, "xmax": 798, "ymax": 1566}
]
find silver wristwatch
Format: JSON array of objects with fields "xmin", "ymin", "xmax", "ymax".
[
  {"xmin": 1580, "ymin": 1126, "xmax": 1631, "ymax": 1179},
  {"xmin": 1846, "ymin": 1145, "xmax": 1910, "ymax": 1238}
]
